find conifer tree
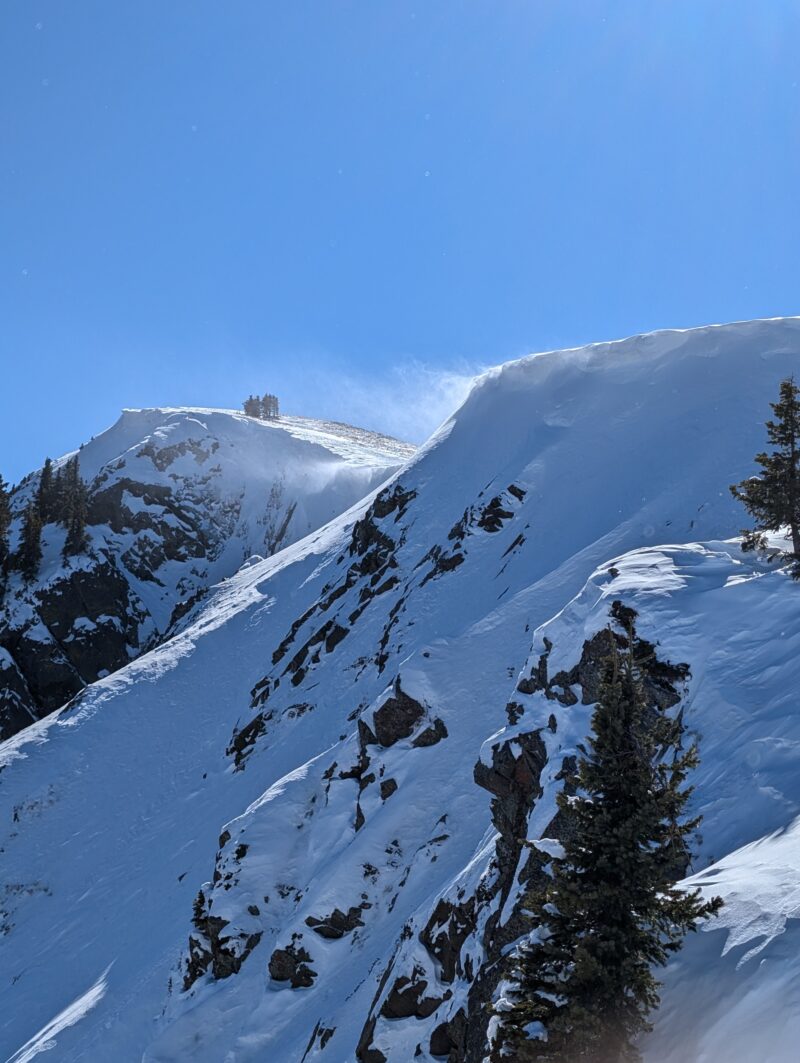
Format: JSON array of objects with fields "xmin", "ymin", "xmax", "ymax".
[
  {"xmin": 501, "ymin": 608, "xmax": 721, "ymax": 1063},
  {"xmin": 731, "ymin": 376, "xmax": 800, "ymax": 569},
  {"xmin": 61, "ymin": 457, "xmax": 89, "ymax": 559},
  {"xmin": 243, "ymin": 395, "xmax": 261, "ymax": 418},
  {"xmin": 36, "ymin": 457, "xmax": 55, "ymax": 523},
  {"xmin": 0, "ymin": 473, "xmax": 11, "ymax": 571},
  {"xmin": 52, "ymin": 464, "xmax": 65, "ymax": 518},
  {"xmin": 18, "ymin": 500, "xmax": 42, "ymax": 580}
]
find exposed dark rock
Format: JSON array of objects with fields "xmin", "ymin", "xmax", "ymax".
[
  {"xmin": 476, "ymin": 496, "xmax": 514, "ymax": 533},
  {"xmin": 420, "ymin": 897, "xmax": 476, "ymax": 983},
  {"xmin": 302, "ymin": 1022, "xmax": 337, "ymax": 1060},
  {"xmin": 430, "ymin": 1009, "xmax": 468, "ymax": 1060},
  {"xmin": 380, "ymin": 778, "xmax": 398, "ymax": 801},
  {"xmin": 305, "ymin": 905, "xmax": 366, "ymax": 939},
  {"xmin": 420, "ymin": 544, "xmax": 466, "ymax": 586},
  {"xmin": 325, "ymin": 623, "xmax": 349, "ymax": 653},
  {"xmin": 380, "ymin": 971, "xmax": 450, "ymax": 1020},
  {"xmin": 356, "ymin": 1018, "xmax": 386, "ymax": 1063},
  {"xmin": 137, "ymin": 438, "xmax": 215, "ymax": 472},
  {"xmin": 268, "ymin": 941, "xmax": 317, "ymax": 988},
  {"xmin": 0, "ymin": 651, "xmax": 36, "ymax": 739},
  {"xmin": 371, "ymin": 483, "xmax": 417, "ymax": 520},
  {"xmin": 184, "ymin": 891, "xmax": 262, "ymax": 989},
  {"xmin": 3, "ymin": 628, "xmax": 83, "ymax": 716},
  {"xmin": 505, "ymin": 701, "xmax": 524, "ymax": 725},
  {"xmin": 227, "ymin": 713, "xmax": 268, "ymax": 768},
  {"xmin": 474, "ymin": 730, "xmax": 547, "ymax": 868},
  {"xmin": 368, "ymin": 681, "xmax": 426, "ymax": 748},
  {"xmin": 412, "ymin": 718, "xmax": 448, "ymax": 748}
]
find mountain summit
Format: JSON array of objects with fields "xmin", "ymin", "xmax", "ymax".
[
  {"xmin": 0, "ymin": 408, "xmax": 413, "ymax": 739},
  {"xmin": 1, "ymin": 319, "xmax": 800, "ymax": 1062}
]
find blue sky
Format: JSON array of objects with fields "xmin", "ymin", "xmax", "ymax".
[{"xmin": 2, "ymin": 1, "xmax": 799, "ymax": 481}]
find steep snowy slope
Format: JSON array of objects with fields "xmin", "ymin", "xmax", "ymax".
[
  {"xmin": 1, "ymin": 319, "xmax": 799, "ymax": 1063},
  {"xmin": 0, "ymin": 408, "xmax": 413, "ymax": 739}
]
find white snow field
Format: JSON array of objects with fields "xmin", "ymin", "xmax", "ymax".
[{"xmin": 1, "ymin": 319, "xmax": 800, "ymax": 1062}]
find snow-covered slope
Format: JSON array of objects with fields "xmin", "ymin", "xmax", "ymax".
[
  {"xmin": 0, "ymin": 408, "xmax": 413, "ymax": 738},
  {"xmin": 1, "ymin": 319, "xmax": 800, "ymax": 1062}
]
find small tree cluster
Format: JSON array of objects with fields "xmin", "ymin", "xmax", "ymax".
[
  {"xmin": 731, "ymin": 376, "xmax": 800, "ymax": 574},
  {"xmin": 499, "ymin": 606, "xmax": 721, "ymax": 1063},
  {"xmin": 12, "ymin": 455, "xmax": 89, "ymax": 580},
  {"xmin": 36, "ymin": 457, "xmax": 57, "ymax": 522},
  {"xmin": 18, "ymin": 501, "xmax": 42, "ymax": 580},
  {"xmin": 243, "ymin": 393, "xmax": 280, "ymax": 420},
  {"xmin": 60, "ymin": 455, "xmax": 89, "ymax": 560}
]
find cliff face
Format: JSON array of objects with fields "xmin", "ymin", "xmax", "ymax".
[
  {"xmin": 0, "ymin": 408, "xmax": 413, "ymax": 739},
  {"xmin": 2, "ymin": 319, "xmax": 800, "ymax": 1063}
]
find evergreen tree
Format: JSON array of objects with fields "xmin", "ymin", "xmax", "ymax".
[
  {"xmin": 731, "ymin": 376, "xmax": 800, "ymax": 569},
  {"xmin": 58, "ymin": 457, "xmax": 73, "ymax": 528},
  {"xmin": 61, "ymin": 457, "xmax": 89, "ymax": 558},
  {"xmin": 261, "ymin": 393, "xmax": 279, "ymax": 419},
  {"xmin": 18, "ymin": 500, "xmax": 42, "ymax": 580},
  {"xmin": 52, "ymin": 464, "xmax": 65, "ymax": 519},
  {"xmin": 0, "ymin": 473, "xmax": 11, "ymax": 571},
  {"xmin": 501, "ymin": 608, "xmax": 721, "ymax": 1063},
  {"xmin": 243, "ymin": 395, "xmax": 262, "ymax": 418},
  {"xmin": 36, "ymin": 457, "xmax": 56, "ymax": 523}
]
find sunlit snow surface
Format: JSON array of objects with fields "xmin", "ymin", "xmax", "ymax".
[{"xmin": 2, "ymin": 319, "xmax": 800, "ymax": 1061}]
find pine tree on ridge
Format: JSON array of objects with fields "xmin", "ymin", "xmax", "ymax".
[
  {"xmin": 19, "ymin": 500, "xmax": 43, "ymax": 580},
  {"xmin": 500, "ymin": 606, "xmax": 721, "ymax": 1063},
  {"xmin": 731, "ymin": 375, "xmax": 800, "ymax": 573}
]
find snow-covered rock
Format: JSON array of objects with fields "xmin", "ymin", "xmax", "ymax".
[
  {"xmin": 1, "ymin": 318, "xmax": 800, "ymax": 1062},
  {"xmin": 0, "ymin": 408, "xmax": 413, "ymax": 738}
]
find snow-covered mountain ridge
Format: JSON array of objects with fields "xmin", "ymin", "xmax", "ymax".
[
  {"xmin": 0, "ymin": 408, "xmax": 413, "ymax": 739},
  {"xmin": 1, "ymin": 318, "xmax": 800, "ymax": 1062}
]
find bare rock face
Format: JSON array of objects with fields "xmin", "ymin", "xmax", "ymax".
[
  {"xmin": 305, "ymin": 904, "xmax": 368, "ymax": 939},
  {"xmin": 420, "ymin": 897, "xmax": 477, "ymax": 984},
  {"xmin": 268, "ymin": 940, "xmax": 317, "ymax": 988},
  {"xmin": 474, "ymin": 729, "xmax": 547, "ymax": 870},
  {"xmin": 0, "ymin": 648, "xmax": 35, "ymax": 736},
  {"xmin": 371, "ymin": 685, "xmax": 427, "ymax": 747},
  {"xmin": 380, "ymin": 969, "xmax": 450, "ymax": 1020},
  {"xmin": 183, "ymin": 890, "xmax": 263, "ymax": 989},
  {"xmin": 2, "ymin": 535, "xmax": 159, "ymax": 740},
  {"xmin": 430, "ymin": 1009, "xmax": 468, "ymax": 1061}
]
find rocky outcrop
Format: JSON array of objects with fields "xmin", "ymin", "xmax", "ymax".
[
  {"xmin": 184, "ymin": 889, "xmax": 263, "ymax": 989},
  {"xmin": 367, "ymin": 684, "xmax": 426, "ymax": 748},
  {"xmin": 474, "ymin": 730, "xmax": 547, "ymax": 874},
  {"xmin": 380, "ymin": 968, "xmax": 450, "ymax": 1019},
  {"xmin": 305, "ymin": 904, "xmax": 369, "ymax": 939},
  {"xmin": 268, "ymin": 938, "xmax": 317, "ymax": 988}
]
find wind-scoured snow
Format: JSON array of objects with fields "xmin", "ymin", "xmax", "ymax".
[{"xmin": 1, "ymin": 319, "xmax": 800, "ymax": 1061}]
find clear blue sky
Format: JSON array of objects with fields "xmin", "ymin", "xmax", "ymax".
[{"xmin": 2, "ymin": 1, "xmax": 799, "ymax": 482}]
